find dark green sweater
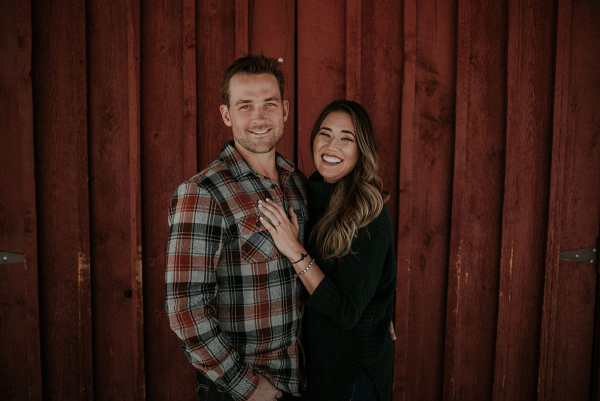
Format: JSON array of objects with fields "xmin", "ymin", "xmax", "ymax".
[{"xmin": 301, "ymin": 174, "xmax": 396, "ymax": 401}]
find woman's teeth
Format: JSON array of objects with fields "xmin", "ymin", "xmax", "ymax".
[{"xmin": 323, "ymin": 155, "xmax": 342, "ymax": 163}]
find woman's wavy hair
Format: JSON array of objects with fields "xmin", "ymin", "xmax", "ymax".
[{"xmin": 309, "ymin": 100, "xmax": 388, "ymax": 260}]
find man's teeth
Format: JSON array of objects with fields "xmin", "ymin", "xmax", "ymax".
[
  {"xmin": 323, "ymin": 155, "xmax": 342, "ymax": 163},
  {"xmin": 250, "ymin": 129, "xmax": 269, "ymax": 134}
]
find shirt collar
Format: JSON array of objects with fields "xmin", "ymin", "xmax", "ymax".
[{"xmin": 220, "ymin": 140, "xmax": 297, "ymax": 181}]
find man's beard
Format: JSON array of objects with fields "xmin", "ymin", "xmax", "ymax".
[{"xmin": 233, "ymin": 126, "xmax": 283, "ymax": 154}]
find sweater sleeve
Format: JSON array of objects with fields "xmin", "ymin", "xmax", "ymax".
[{"xmin": 306, "ymin": 205, "xmax": 395, "ymax": 330}]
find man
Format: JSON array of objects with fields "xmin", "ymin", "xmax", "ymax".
[{"xmin": 166, "ymin": 54, "xmax": 308, "ymax": 401}]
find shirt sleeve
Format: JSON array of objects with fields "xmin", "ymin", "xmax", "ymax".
[
  {"xmin": 165, "ymin": 181, "xmax": 259, "ymax": 400},
  {"xmin": 306, "ymin": 205, "xmax": 396, "ymax": 330}
]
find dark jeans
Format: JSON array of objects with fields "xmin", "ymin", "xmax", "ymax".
[
  {"xmin": 196, "ymin": 370, "xmax": 296, "ymax": 401},
  {"xmin": 343, "ymin": 370, "xmax": 379, "ymax": 401}
]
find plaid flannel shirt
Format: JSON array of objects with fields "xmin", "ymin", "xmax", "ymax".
[{"xmin": 166, "ymin": 141, "xmax": 308, "ymax": 400}]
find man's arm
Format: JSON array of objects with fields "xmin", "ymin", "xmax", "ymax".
[{"xmin": 165, "ymin": 180, "xmax": 258, "ymax": 400}]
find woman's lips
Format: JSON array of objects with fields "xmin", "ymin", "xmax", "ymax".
[{"xmin": 321, "ymin": 154, "xmax": 342, "ymax": 165}]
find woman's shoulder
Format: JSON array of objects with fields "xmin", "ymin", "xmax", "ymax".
[{"xmin": 355, "ymin": 203, "xmax": 393, "ymax": 245}]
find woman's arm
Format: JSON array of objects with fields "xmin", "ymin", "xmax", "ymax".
[{"xmin": 259, "ymin": 199, "xmax": 396, "ymax": 331}]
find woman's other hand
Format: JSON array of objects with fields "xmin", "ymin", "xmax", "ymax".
[{"xmin": 389, "ymin": 321, "xmax": 396, "ymax": 341}]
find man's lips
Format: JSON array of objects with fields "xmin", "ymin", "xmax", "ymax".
[{"xmin": 248, "ymin": 128, "xmax": 271, "ymax": 135}]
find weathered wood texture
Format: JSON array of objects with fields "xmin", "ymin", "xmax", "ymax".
[
  {"xmin": 492, "ymin": 0, "xmax": 556, "ymax": 400},
  {"xmin": 443, "ymin": 1, "xmax": 508, "ymax": 400},
  {"xmin": 1, "ymin": 0, "xmax": 599, "ymax": 400},
  {"xmin": 140, "ymin": 0, "xmax": 191, "ymax": 400},
  {"xmin": 31, "ymin": 0, "xmax": 93, "ymax": 399},
  {"xmin": 538, "ymin": 1, "xmax": 600, "ymax": 401},
  {"xmin": 296, "ymin": 0, "xmax": 346, "ymax": 173},
  {"xmin": 0, "ymin": 0, "xmax": 41, "ymax": 399},
  {"xmin": 396, "ymin": 0, "xmax": 456, "ymax": 399}
]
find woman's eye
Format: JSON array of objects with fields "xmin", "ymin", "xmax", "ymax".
[
  {"xmin": 319, "ymin": 132, "xmax": 330, "ymax": 137},
  {"xmin": 342, "ymin": 137, "xmax": 354, "ymax": 142}
]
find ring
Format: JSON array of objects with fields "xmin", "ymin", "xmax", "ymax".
[{"xmin": 279, "ymin": 223, "xmax": 283, "ymax": 226}]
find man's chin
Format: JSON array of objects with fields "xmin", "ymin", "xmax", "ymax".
[{"xmin": 235, "ymin": 137, "xmax": 281, "ymax": 155}]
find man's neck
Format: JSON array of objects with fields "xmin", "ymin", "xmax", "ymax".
[{"xmin": 235, "ymin": 143, "xmax": 279, "ymax": 183}]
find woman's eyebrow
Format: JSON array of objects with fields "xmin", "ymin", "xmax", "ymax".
[{"xmin": 319, "ymin": 126, "xmax": 355, "ymax": 136}]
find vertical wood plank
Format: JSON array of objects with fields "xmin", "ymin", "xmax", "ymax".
[
  {"xmin": 17, "ymin": 0, "xmax": 43, "ymax": 397},
  {"xmin": 360, "ymin": 0, "xmax": 404, "ymax": 240},
  {"xmin": 249, "ymin": 0, "xmax": 296, "ymax": 161},
  {"xmin": 74, "ymin": 1, "xmax": 93, "ymax": 397},
  {"xmin": 395, "ymin": 0, "xmax": 457, "ymax": 399},
  {"xmin": 492, "ymin": 0, "xmax": 556, "ymax": 400},
  {"xmin": 87, "ymin": 0, "xmax": 145, "ymax": 397},
  {"xmin": 235, "ymin": 0, "xmax": 249, "ymax": 58},
  {"xmin": 32, "ymin": 0, "xmax": 93, "ymax": 397},
  {"xmin": 127, "ymin": 0, "xmax": 145, "ymax": 398},
  {"xmin": 141, "ymin": 0, "xmax": 197, "ymax": 399},
  {"xmin": 443, "ymin": 1, "xmax": 508, "ymax": 400},
  {"xmin": 0, "ymin": 0, "xmax": 42, "ymax": 398},
  {"xmin": 296, "ymin": 0, "xmax": 346, "ymax": 173},
  {"xmin": 395, "ymin": 0, "xmax": 416, "ymax": 397},
  {"xmin": 183, "ymin": 0, "xmax": 198, "ymax": 180},
  {"xmin": 345, "ymin": 0, "xmax": 361, "ymax": 102},
  {"xmin": 536, "ymin": 0, "xmax": 571, "ymax": 398},
  {"xmin": 538, "ymin": 2, "xmax": 600, "ymax": 400},
  {"xmin": 196, "ymin": 1, "xmax": 236, "ymax": 168}
]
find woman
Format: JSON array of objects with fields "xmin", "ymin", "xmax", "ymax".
[{"xmin": 257, "ymin": 100, "xmax": 396, "ymax": 401}]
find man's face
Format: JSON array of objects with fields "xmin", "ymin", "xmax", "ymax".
[{"xmin": 220, "ymin": 73, "xmax": 289, "ymax": 155}]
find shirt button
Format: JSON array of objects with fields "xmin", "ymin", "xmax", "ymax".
[
  {"xmin": 256, "ymin": 221, "xmax": 261, "ymax": 227},
  {"xmin": 271, "ymin": 183, "xmax": 276, "ymax": 189}
]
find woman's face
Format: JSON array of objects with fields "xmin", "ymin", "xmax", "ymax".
[{"xmin": 312, "ymin": 111, "xmax": 360, "ymax": 183}]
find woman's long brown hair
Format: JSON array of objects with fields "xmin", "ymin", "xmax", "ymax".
[{"xmin": 309, "ymin": 100, "xmax": 388, "ymax": 260}]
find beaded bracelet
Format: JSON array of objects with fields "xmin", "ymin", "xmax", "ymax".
[{"xmin": 293, "ymin": 258, "xmax": 314, "ymax": 288}]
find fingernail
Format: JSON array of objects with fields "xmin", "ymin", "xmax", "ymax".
[
  {"xmin": 265, "ymin": 198, "xmax": 270, "ymax": 201},
  {"xmin": 258, "ymin": 200, "xmax": 263, "ymax": 204},
  {"xmin": 260, "ymin": 217, "xmax": 264, "ymax": 220},
  {"xmin": 258, "ymin": 204, "xmax": 262, "ymax": 208}
]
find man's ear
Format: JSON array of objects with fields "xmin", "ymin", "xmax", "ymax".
[
  {"xmin": 283, "ymin": 100, "xmax": 290, "ymax": 123},
  {"xmin": 220, "ymin": 105, "xmax": 232, "ymax": 127}
]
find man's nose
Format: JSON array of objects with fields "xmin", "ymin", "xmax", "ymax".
[{"xmin": 251, "ymin": 107, "xmax": 266, "ymax": 120}]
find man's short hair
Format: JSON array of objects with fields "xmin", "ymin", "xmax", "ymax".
[{"xmin": 221, "ymin": 53, "xmax": 285, "ymax": 108}]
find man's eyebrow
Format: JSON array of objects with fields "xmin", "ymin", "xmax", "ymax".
[
  {"xmin": 264, "ymin": 97, "xmax": 280, "ymax": 102},
  {"xmin": 320, "ymin": 126, "xmax": 355, "ymax": 136},
  {"xmin": 234, "ymin": 100, "xmax": 252, "ymax": 106}
]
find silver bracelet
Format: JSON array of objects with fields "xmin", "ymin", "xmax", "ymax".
[{"xmin": 293, "ymin": 258, "xmax": 314, "ymax": 288}]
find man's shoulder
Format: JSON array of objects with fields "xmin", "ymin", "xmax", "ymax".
[{"xmin": 184, "ymin": 158, "xmax": 233, "ymax": 188}]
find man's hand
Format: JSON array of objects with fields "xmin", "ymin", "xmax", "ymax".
[{"xmin": 247, "ymin": 374, "xmax": 282, "ymax": 401}]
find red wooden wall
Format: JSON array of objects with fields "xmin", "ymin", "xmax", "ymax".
[{"xmin": 1, "ymin": 0, "xmax": 599, "ymax": 400}]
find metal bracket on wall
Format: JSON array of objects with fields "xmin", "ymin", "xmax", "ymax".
[
  {"xmin": 0, "ymin": 251, "xmax": 25, "ymax": 266},
  {"xmin": 560, "ymin": 239, "xmax": 599, "ymax": 273}
]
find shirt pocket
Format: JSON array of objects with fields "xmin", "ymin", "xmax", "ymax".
[{"xmin": 238, "ymin": 213, "xmax": 277, "ymax": 263}]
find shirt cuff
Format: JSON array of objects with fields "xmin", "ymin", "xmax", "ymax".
[{"xmin": 221, "ymin": 363, "xmax": 259, "ymax": 401}]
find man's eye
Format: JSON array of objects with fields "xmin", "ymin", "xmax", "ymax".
[
  {"xmin": 267, "ymin": 103, "xmax": 276, "ymax": 106},
  {"xmin": 240, "ymin": 105, "xmax": 250, "ymax": 109}
]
